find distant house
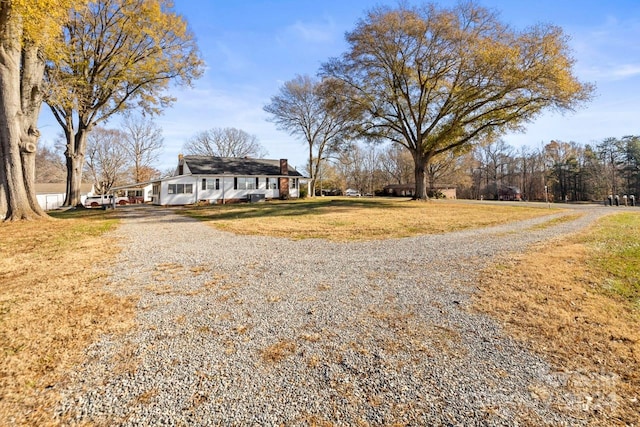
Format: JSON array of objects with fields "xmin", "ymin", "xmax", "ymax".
[
  {"xmin": 383, "ymin": 184, "xmax": 415, "ymax": 197},
  {"xmin": 35, "ymin": 183, "xmax": 94, "ymax": 210},
  {"xmin": 383, "ymin": 183, "xmax": 457, "ymax": 199},
  {"xmin": 498, "ymin": 185, "xmax": 522, "ymax": 201},
  {"xmin": 150, "ymin": 155, "xmax": 305, "ymax": 205}
]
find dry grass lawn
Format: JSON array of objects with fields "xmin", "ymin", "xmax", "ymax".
[
  {"xmin": 0, "ymin": 210, "xmax": 136, "ymax": 426},
  {"xmin": 474, "ymin": 212, "xmax": 640, "ymax": 425},
  {"xmin": 185, "ymin": 197, "xmax": 561, "ymax": 241},
  {"xmin": 3, "ymin": 200, "xmax": 629, "ymax": 425}
]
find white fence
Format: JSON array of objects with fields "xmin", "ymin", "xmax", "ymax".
[{"xmin": 37, "ymin": 193, "xmax": 87, "ymax": 211}]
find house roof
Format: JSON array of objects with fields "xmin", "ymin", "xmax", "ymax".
[
  {"xmin": 499, "ymin": 185, "xmax": 521, "ymax": 193},
  {"xmin": 183, "ymin": 156, "xmax": 304, "ymax": 177},
  {"xmin": 110, "ymin": 181, "xmax": 154, "ymax": 191},
  {"xmin": 35, "ymin": 182, "xmax": 94, "ymax": 195}
]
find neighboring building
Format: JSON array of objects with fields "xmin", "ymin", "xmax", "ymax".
[
  {"xmin": 35, "ymin": 183, "xmax": 95, "ymax": 210},
  {"xmin": 151, "ymin": 155, "xmax": 304, "ymax": 205},
  {"xmin": 498, "ymin": 185, "xmax": 522, "ymax": 201},
  {"xmin": 383, "ymin": 183, "xmax": 457, "ymax": 199},
  {"xmin": 383, "ymin": 183, "xmax": 415, "ymax": 197}
]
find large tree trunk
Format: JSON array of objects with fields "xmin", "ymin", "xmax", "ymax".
[
  {"xmin": 414, "ymin": 166, "xmax": 428, "ymax": 200},
  {"xmin": 63, "ymin": 128, "xmax": 89, "ymax": 207},
  {"xmin": 21, "ymin": 46, "xmax": 47, "ymax": 215},
  {"xmin": 0, "ymin": 7, "xmax": 47, "ymax": 221},
  {"xmin": 412, "ymin": 150, "xmax": 429, "ymax": 200}
]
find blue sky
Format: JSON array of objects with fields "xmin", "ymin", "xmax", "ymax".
[{"xmin": 37, "ymin": 0, "xmax": 640, "ymax": 171}]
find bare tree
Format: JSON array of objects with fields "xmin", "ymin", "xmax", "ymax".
[
  {"xmin": 475, "ymin": 140, "xmax": 515, "ymax": 199},
  {"xmin": 35, "ymin": 144, "xmax": 66, "ymax": 183},
  {"xmin": 312, "ymin": 159, "xmax": 341, "ymax": 195},
  {"xmin": 183, "ymin": 127, "xmax": 267, "ymax": 158},
  {"xmin": 426, "ymin": 150, "xmax": 466, "ymax": 193},
  {"xmin": 264, "ymin": 75, "xmax": 353, "ymax": 197},
  {"xmin": 121, "ymin": 114, "xmax": 164, "ymax": 183},
  {"xmin": 84, "ymin": 128, "xmax": 129, "ymax": 194},
  {"xmin": 544, "ymin": 140, "xmax": 583, "ymax": 202},
  {"xmin": 380, "ymin": 144, "xmax": 413, "ymax": 185},
  {"xmin": 322, "ymin": 2, "xmax": 593, "ymax": 200},
  {"xmin": 332, "ymin": 142, "xmax": 389, "ymax": 195}
]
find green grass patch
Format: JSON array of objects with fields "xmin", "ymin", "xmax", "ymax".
[
  {"xmin": 583, "ymin": 212, "xmax": 640, "ymax": 307},
  {"xmin": 50, "ymin": 220, "xmax": 118, "ymax": 247},
  {"xmin": 49, "ymin": 206, "xmax": 117, "ymax": 220}
]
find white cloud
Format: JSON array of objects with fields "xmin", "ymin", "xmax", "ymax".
[
  {"xmin": 579, "ymin": 63, "xmax": 640, "ymax": 82},
  {"xmin": 287, "ymin": 18, "xmax": 336, "ymax": 43},
  {"xmin": 611, "ymin": 64, "xmax": 640, "ymax": 79},
  {"xmin": 572, "ymin": 15, "xmax": 640, "ymax": 82}
]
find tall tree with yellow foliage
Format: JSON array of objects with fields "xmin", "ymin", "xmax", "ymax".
[
  {"xmin": 0, "ymin": 0, "xmax": 78, "ymax": 220},
  {"xmin": 322, "ymin": 2, "xmax": 594, "ymax": 200},
  {"xmin": 45, "ymin": 0, "xmax": 203, "ymax": 206}
]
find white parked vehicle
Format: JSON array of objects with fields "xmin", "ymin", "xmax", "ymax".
[
  {"xmin": 84, "ymin": 194, "xmax": 129, "ymax": 207},
  {"xmin": 345, "ymin": 189, "xmax": 361, "ymax": 197}
]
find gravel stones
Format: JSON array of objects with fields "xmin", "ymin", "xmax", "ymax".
[{"xmin": 56, "ymin": 205, "xmax": 611, "ymax": 426}]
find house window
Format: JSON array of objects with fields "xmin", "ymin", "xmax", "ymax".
[
  {"xmin": 202, "ymin": 179, "xmax": 217, "ymax": 190},
  {"xmin": 235, "ymin": 177, "xmax": 256, "ymax": 190},
  {"xmin": 152, "ymin": 183, "xmax": 160, "ymax": 195},
  {"xmin": 291, "ymin": 178, "xmax": 297, "ymax": 189},
  {"xmin": 168, "ymin": 183, "xmax": 193, "ymax": 194},
  {"xmin": 266, "ymin": 178, "xmax": 278, "ymax": 189}
]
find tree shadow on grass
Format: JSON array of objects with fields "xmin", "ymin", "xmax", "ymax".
[{"xmin": 183, "ymin": 197, "xmax": 414, "ymax": 222}]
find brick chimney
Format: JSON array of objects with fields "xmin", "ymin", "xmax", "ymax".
[
  {"xmin": 178, "ymin": 154, "xmax": 184, "ymax": 175},
  {"xmin": 279, "ymin": 159, "xmax": 290, "ymax": 199}
]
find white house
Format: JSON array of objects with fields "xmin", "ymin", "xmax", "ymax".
[{"xmin": 151, "ymin": 155, "xmax": 304, "ymax": 205}]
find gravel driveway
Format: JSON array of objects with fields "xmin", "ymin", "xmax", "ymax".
[{"xmin": 58, "ymin": 204, "xmax": 612, "ymax": 426}]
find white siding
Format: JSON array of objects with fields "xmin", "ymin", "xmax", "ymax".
[
  {"xmin": 156, "ymin": 175, "xmax": 197, "ymax": 205},
  {"xmin": 154, "ymin": 175, "xmax": 301, "ymax": 205},
  {"xmin": 197, "ymin": 177, "xmax": 233, "ymax": 203},
  {"xmin": 289, "ymin": 178, "xmax": 299, "ymax": 198}
]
